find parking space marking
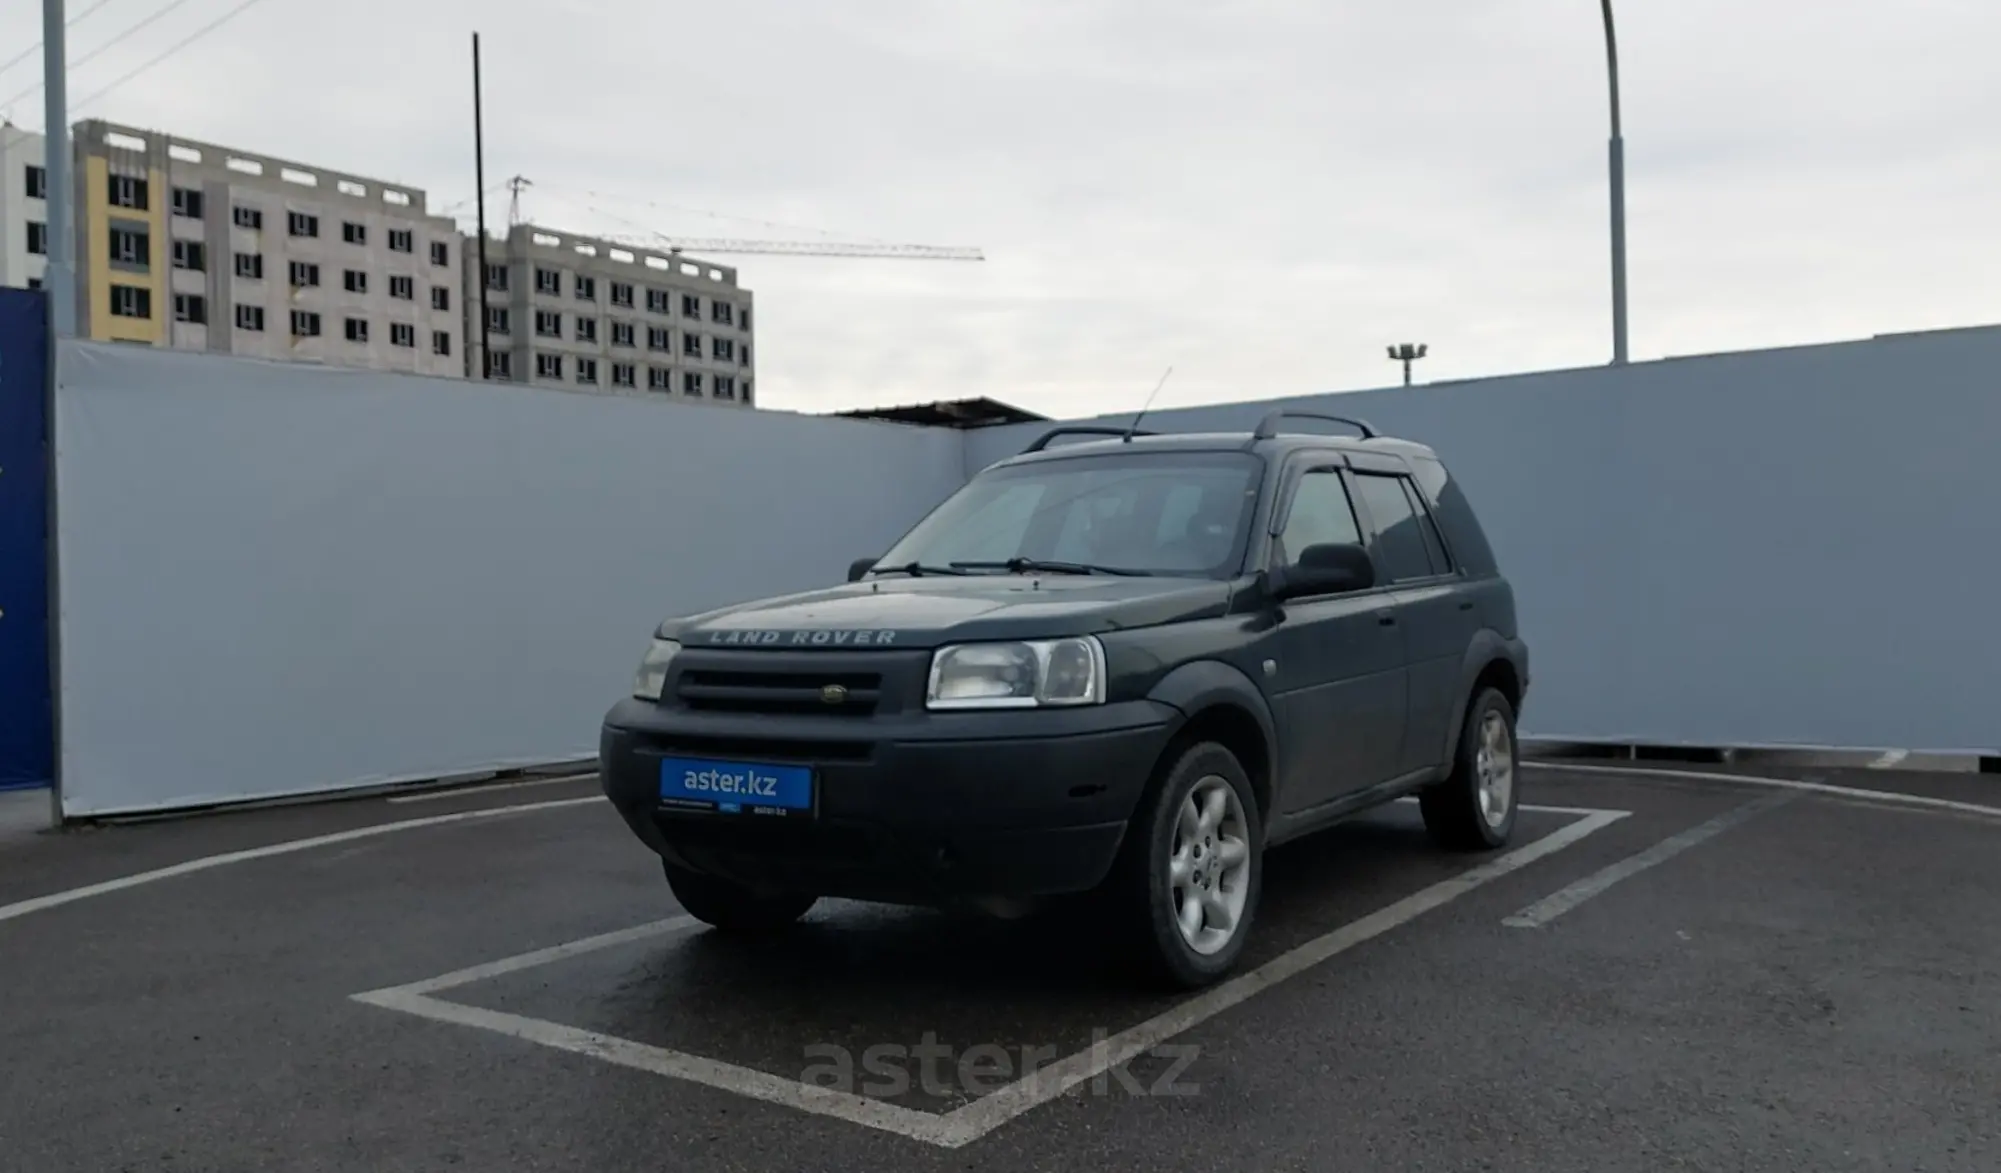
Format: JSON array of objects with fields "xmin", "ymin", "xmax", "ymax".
[
  {"xmin": 357, "ymin": 986, "xmax": 969, "ymax": 1145},
  {"xmin": 386, "ymin": 916, "xmax": 697, "ymax": 996},
  {"xmin": 1395, "ymin": 797, "xmax": 1633, "ymax": 818},
  {"xmin": 1502, "ymin": 790, "xmax": 1797, "ymax": 929},
  {"xmin": 0, "ymin": 795, "xmax": 602, "ymax": 926},
  {"xmin": 351, "ymin": 805, "xmax": 1628, "ymax": 1149},
  {"xmin": 1524, "ymin": 761, "xmax": 2001, "ymax": 820},
  {"xmin": 941, "ymin": 806, "xmax": 1627, "ymax": 1144},
  {"xmin": 1869, "ymin": 750, "xmax": 1911, "ymax": 769}
]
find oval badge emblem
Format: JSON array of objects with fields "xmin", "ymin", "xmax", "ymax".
[{"xmin": 819, "ymin": 683, "xmax": 849, "ymax": 705}]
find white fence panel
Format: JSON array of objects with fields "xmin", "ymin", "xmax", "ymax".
[{"xmin": 54, "ymin": 344, "xmax": 962, "ymax": 816}]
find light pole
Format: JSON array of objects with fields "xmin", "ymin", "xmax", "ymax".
[
  {"xmin": 1387, "ymin": 343, "xmax": 1427, "ymax": 386},
  {"xmin": 1601, "ymin": 0, "xmax": 1629, "ymax": 365},
  {"xmin": 42, "ymin": 0, "xmax": 73, "ymax": 826},
  {"xmin": 472, "ymin": 32, "xmax": 491, "ymax": 380},
  {"xmin": 42, "ymin": 0, "xmax": 74, "ymax": 338}
]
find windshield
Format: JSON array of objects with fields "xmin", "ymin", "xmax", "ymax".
[{"xmin": 875, "ymin": 450, "xmax": 1264, "ymax": 577}]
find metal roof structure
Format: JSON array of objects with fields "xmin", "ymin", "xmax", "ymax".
[{"xmin": 834, "ymin": 397, "xmax": 1049, "ymax": 429}]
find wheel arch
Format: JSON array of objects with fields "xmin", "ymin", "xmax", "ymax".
[
  {"xmin": 1146, "ymin": 659, "xmax": 1278, "ymax": 819},
  {"xmin": 1443, "ymin": 633, "xmax": 1527, "ymax": 762}
]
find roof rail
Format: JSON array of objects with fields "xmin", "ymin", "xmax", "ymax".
[
  {"xmin": 1249, "ymin": 410, "xmax": 1378, "ymax": 442},
  {"xmin": 1020, "ymin": 425, "xmax": 1153, "ymax": 454}
]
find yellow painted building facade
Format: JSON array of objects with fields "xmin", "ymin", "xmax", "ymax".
[{"xmin": 79, "ymin": 152, "xmax": 167, "ymax": 345}]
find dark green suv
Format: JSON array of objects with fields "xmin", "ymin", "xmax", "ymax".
[{"xmin": 600, "ymin": 411, "xmax": 1529, "ymax": 987}]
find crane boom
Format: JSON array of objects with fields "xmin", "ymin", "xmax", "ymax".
[{"xmin": 600, "ymin": 232, "xmax": 984, "ymax": 261}]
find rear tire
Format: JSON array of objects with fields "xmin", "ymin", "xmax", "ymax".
[
  {"xmin": 1106, "ymin": 741, "xmax": 1263, "ymax": 989},
  {"xmin": 663, "ymin": 860, "xmax": 818, "ymax": 932},
  {"xmin": 1419, "ymin": 687, "xmax": 1520, "ymax": 851}
]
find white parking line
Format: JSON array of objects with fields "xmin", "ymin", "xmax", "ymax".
[
  {"xmin": 1502, "ymin": 791, "xmax": 1797, "ymax": 929},
  {"xmin": 386, "ymin": 773, "xmax": 598, "ymax": 804},
  {"xmin": 0, "ymin": 795, "xmax": 603, "ymax": 926},
  {"xmin": 1523, "ymin": 761, "xmax": 2001, "ymax": 820},
  {"xmin": 352, "ymin": 805, "xmax": 1629, "ymax": 1149},
  {"xmin": 1869, "ymin": 750, "xmax": 1910, "ymax": 769},
  {"xmin": 362, "ymin": 982, "xmax": 971, "ymax": 1144},
  {"xmin": 1394, "ymin": 797, "xmax": 1625, "ymax": 818},
  {"xmin": 943, "ymin": 807, "xmax": 1628, "ymax": 1144},
  {"xmin": 389, "ymin": 916, "xmax": 698, "ymax": 995}
]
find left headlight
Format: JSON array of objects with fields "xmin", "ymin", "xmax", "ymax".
[
  {"xmin": 926, "ymin": 637, "xmax": 1106, "ymax": 710},
  {"xmin": 632, "ymin": 638, "xmax": 681, "ymax": 700}
]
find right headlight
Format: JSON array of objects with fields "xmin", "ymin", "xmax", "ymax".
[
  {"xmin": 926, "ymin": 637, "xmax": 1106, "ymax": 710},
  {"xmin": 632, "ymin": 638, "xmax": 681, "ymax": 701}
]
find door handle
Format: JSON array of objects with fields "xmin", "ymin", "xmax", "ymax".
[
  {"xmin": 1457, "ymin": 601, "xmax": 1474, "ymax": 612},
  {"xmin": 1377, "ymin": 612, "xmax": 1397, "ymax": 626}
]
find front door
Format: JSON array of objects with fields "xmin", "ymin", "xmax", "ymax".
[{"xmin": 1265, "ymin": 460, "xmax": 1409, "ymax": 816}]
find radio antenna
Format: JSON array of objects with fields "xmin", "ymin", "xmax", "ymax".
[{"xmin": 1123, "ymin": 365, "xmax": 1174, "ymax": 442}]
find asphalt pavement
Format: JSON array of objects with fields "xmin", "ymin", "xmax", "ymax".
[{"xmin": 1, "ymin": 763, "xmax": 1996, "ymax": 1171}]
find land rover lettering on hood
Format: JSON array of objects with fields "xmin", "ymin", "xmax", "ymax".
[
  {"xmin": 599, "ymin": 414, "xmax": 1529, "ymax": 990},
  {"xmin": 701, "ymin": 628, "xmax": 902, "ymax": 647}
]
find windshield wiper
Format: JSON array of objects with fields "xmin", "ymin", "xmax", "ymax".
[
  {"xmin": 867, "ymin": 561, "xmax": 970, "ymax": 577},
  {"xmin": 950, "ymin": 558, "xmax": 1150, "ymax": 577}
]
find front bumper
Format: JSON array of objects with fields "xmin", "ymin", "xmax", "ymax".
[{"xmin": 600, "ymin": 696, "xmax": 1177, "ymax": 904}]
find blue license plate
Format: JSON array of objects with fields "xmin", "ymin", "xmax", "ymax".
[{"xmin": 657, "ymin": 756, "xmax": 814, "ymax": 816}]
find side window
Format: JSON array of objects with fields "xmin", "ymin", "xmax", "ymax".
[
  {"xmin": 1410, "ymin": 456, "xmax": 1448, "ymax": 504},
  {"xmin": 1410, "ymin": 454, "xmax": 1497, "ymax": 576},
  {"xmin": 1351, "ymin": 473, "xmax": 1439, "ymax": 582},
  {"xmin": 1277, "ymin": 468, "xmax": 1361, "ymax": 561},
  {"xmin": 1400, "ymin": 479, "xmax": 1452, "ymax": 575}
]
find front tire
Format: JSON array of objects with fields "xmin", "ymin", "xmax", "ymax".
[
  {"xmin": 663, "ymin": 860, "xmax": 818, "ymax": 932},
  {"xmin": 1419, "ymin": 687, "xmax": 1520, "ymax": 851},
  {"xmin": 1109, "ymin": 741, "xmax": 1263, "ymax": 989}
]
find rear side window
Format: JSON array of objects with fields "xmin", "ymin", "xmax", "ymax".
[
  {"xmin": 1410, "ymin": 456, "xmax": 1498, "ymax": 576},
  {"xmin": 1401, "ymin": 479, "xmax": 1453, "ymax": 574},
  {"xmin": 1411, "ymin": 457, "xmax": 1449, "ymax": 506},
  {"xmin": 1352, "ymin": 473, "xmax": 1443, "ymax": 582}
]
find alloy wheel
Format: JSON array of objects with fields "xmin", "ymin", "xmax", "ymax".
[{"xmin": 1166, "ymin": 774, "xmax": 1252, "ymax": 955}]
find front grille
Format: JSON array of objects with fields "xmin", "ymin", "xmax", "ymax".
[{"xmin": 677, "ymin": 668, "xmax": 884, "ymax": 717}]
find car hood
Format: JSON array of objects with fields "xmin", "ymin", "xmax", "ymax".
[{"xmin": 666, "ymin": 574, "xmax": 1235, "ymax": 650}]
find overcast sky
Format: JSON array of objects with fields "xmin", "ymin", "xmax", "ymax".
[{"xmin": 2, "ymin": 0, "xmax": 1995, "ymax": 417}]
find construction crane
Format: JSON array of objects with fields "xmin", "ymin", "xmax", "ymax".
[
  {"xmin": 506, "ymin": 175, "xmax": 984, "ymax": 263},
  {"xmin": 601, "ymin": 233, "xmax": 983, "ymax": 262}
]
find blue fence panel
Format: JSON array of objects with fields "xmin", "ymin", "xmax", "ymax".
[{"xmin": 0, "ymin": 288, "xmax": 52, "ymax": 791}]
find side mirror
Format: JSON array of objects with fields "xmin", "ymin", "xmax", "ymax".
[
  {"xmin": 1272, "ymin": 542, "xmax": 1375, "ymax": 599},
  {"xmin": 847, "ymin": 557, "xmax": 878, "ymax": 583}
]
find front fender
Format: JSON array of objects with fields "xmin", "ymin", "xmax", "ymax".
[{"xmin": 1146, "ymin": 659, "xmax": 1279, "ymax": 802}]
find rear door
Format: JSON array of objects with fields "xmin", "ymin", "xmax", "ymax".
[
  {"xmin": 1345, "ymin": 453, "xmax": 1472, "ymax": 777},
  {"xmin": 1263, "ymin": 453, "xmax": 1409, "ymax": 815}
]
